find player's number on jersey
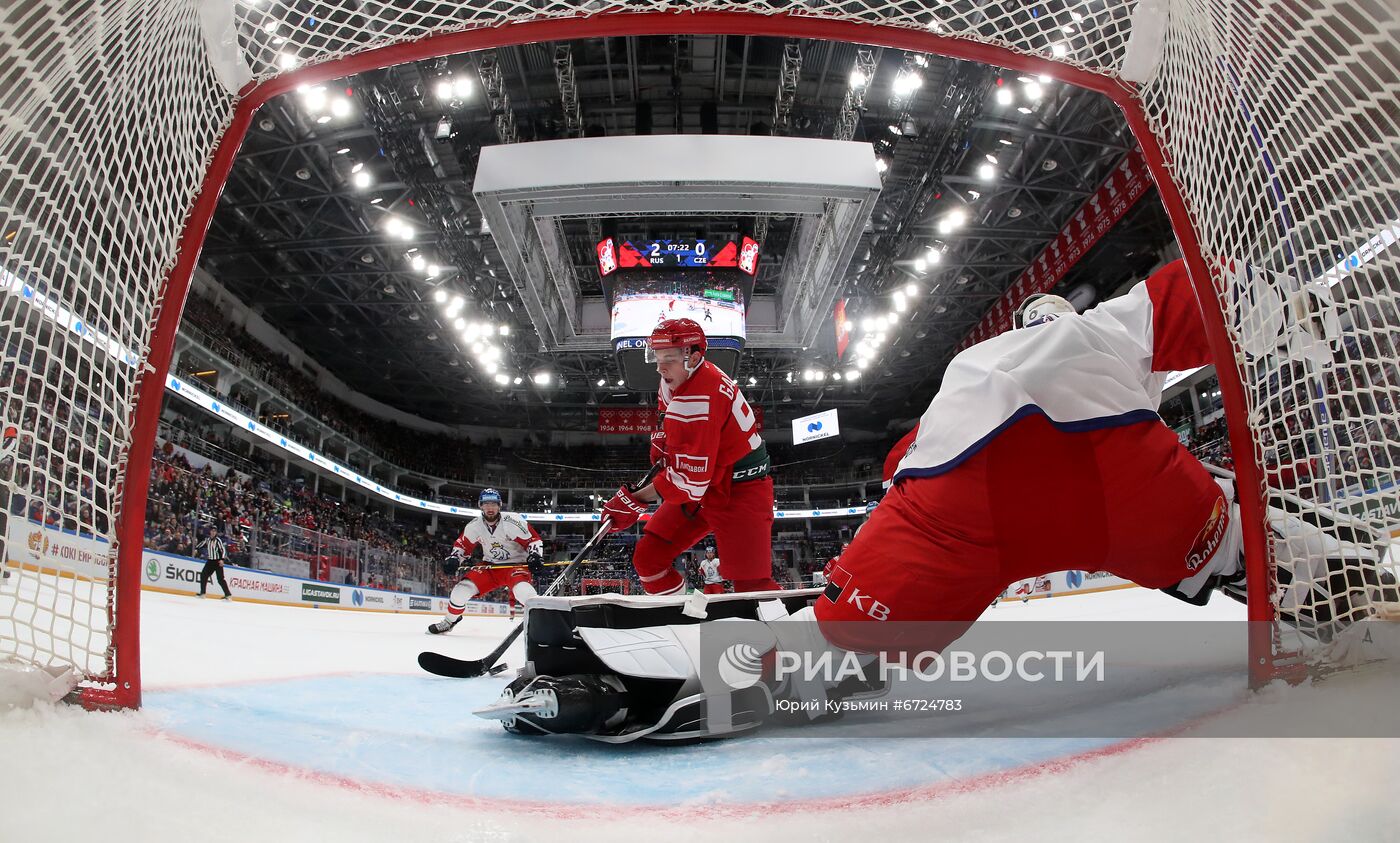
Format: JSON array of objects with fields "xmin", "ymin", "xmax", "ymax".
[
  {"xmin": 717, "ymin": 377, "xmax": 763, "ymax": 449},
  {"xmin": 731, "ymin": 391, "xmax": 763, "ymax": 450}
]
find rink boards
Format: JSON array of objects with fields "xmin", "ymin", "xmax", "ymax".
[{"xmin": 3, "ymin": 519, "xmax": 508, "ymax": 617}]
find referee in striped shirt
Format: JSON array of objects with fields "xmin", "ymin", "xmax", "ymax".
[{"xmin": 196, "ymin": 527, "xmax": 232, "ymax": 600}]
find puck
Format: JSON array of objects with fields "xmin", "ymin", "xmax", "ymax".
[{"xmin": 488, "ymin": 663, "xmax": 510, "ymax": 676}]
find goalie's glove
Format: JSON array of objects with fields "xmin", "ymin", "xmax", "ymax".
[
  {"xmin": 648, "ymin": 430, "xmax": 667, "ymax": 465},
  {"xmin": 601, "ymin": 485, "xmax": 648, "ymax": 533}
]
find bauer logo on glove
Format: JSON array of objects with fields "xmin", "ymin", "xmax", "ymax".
[{"xmin": 601, "ymin": 486, "xmax": 649, "ymax": 532}]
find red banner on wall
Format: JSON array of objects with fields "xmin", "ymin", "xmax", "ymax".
[
  {"xmin": 957, "ymin": 149, "xmax": 1153, "ymax": 351},
  {"xmin": 597, "ymin": 407, "xmax": 658, "ymax": 434}
]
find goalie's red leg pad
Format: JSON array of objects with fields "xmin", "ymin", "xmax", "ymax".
[
  {"xmin": 814, "ymin": 414, "xmax": 1226, "ymax": 656},
  {"xmin": 466, "ymin": 565, "xmax": 532, "ymax": 603}
]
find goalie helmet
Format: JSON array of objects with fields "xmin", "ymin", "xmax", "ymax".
[
  {"xmin": 646, "ymin": 318, "xmax": 707, "ymax": 361},
  {"xmin": 1014, "ymin": 293, "xmax": 1075, "ymax": 328}
]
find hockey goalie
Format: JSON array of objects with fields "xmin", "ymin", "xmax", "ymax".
[{"xmin": 475, "ymin": 261, "xmax": 1397, "ymax": 741}]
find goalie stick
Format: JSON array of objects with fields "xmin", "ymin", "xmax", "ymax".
[{"xmin": 418, "ymin": 462, "xmax": 663, "ymax": 679}]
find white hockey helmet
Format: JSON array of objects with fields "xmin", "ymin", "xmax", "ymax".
[{"xmin": 1014, "ymin": 293, "xmax": 1076, "ymax": 328}]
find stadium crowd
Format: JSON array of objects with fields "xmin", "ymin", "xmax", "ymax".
[{"xmin": 144, "ymin": 443, "xmax": 441, "ymax": 591}]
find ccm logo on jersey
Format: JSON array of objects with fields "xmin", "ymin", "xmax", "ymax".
[
  {"xmin": 1185, "ymin": 495, "xmax": 1229, "ymax": 571},
  {"xmin": 822, "ymin": 564, "xmax": 891, "ymax": 621},
  {"xmin": 673, "ymin": 453, "xmax": 710, "ymax": 476}
]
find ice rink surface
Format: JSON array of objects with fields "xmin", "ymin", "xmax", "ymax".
[{"xmin": 3, "ymin": 586, "xmax": 1399, "ymax": 842}]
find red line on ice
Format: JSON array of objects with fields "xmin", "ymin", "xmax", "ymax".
[{"xmin": 146, "ymin": 699, "xmax": 1243, "ymax": 819}]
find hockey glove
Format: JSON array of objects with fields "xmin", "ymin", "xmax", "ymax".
[
  {"xmin": 601, "ymin": 485, "xmax": 648, "ymax": 533},
  {"xmin": 648, "ymin": 430, "xmax": 667, "ymax": 464},
  {"xmin": 526, "ymin": 549, "xmax": 544, "ymax": 570}
]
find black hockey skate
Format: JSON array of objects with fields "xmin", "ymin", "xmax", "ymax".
[
  {"xmin": 475, "ymin": 674, "xmax": 629, "ymax": 736},
  {"xmin": 474, "ymin": 670, "xmax": 772, "ymax": 742}
]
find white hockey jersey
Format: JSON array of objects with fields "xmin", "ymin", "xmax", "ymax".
[
  {"xmin": 452, "ymin": 513, "xmax": 543, "ymax": 565},
  {"xmin": 892, "ymin": 260, "xmax": 1212, "ymax": 483},
  {"xmin": 699, "ymin": 557, "xmax": 723, "ymax": 584}
]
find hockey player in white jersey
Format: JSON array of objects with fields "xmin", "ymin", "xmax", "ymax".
[
  {"xmin": 428, "ymin": 489, "xmax": 543, "ymax": 635},
  {"xmin": 698, "ymin": 547, "xmax": 725, "ymax": 594}
]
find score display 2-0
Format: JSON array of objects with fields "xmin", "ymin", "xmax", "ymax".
[{"xmin": 595, "ymin": 237, "xmax": 760, "ymax": 275}]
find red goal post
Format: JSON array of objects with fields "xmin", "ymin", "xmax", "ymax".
[{"xmin": 1, "ymin": 1, "xmax": 1395, "ymax": 707}]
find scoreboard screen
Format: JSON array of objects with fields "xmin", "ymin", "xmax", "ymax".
[
  {"xmin": 608, "ymin": 271, "xmax": 747, "ymax": 343},
  {"xmin": 602, "ymin": 265, "xmax": 752, "ymax": 390},
  {"xmin": 596, "ymin": 236, "xmax": 758, "ymax": 390},
  {"xmin": 596, "ymin": 237, "xmax": 760, "ymax": 276}
]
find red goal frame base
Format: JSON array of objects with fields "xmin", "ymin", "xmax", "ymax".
[{"xmin": 579, "ymin": 578, "xmax": 633, "ymax": 595}]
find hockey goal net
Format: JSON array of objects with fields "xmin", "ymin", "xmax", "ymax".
[
  {"xmin": 580, "ymin": 579, "xmax": 634, "ymax": 596},
  {"xmin": 1, "ymin": 0, "xmax": 1395, "ymax": 706}
]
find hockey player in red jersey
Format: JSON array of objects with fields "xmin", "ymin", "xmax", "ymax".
[
  {"xmin": 600, "ymin": 318, "xmax": 781, "ymax": 595},
  {"xmin": 428, "ymin": 489, "xmax": 542, "ymax": 634}
]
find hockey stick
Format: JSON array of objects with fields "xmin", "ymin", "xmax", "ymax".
[{"xmin": 419, "ymin": 462, "xmax": 663, "ymax": 679}]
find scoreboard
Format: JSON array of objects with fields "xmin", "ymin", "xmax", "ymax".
[
  {"xmin": 596, "ymin": 237, "xmax": 760, "ymax": 276},
  {"xmin": 597, "ymin": 236, "xmax": 760, "ymax": 390}
]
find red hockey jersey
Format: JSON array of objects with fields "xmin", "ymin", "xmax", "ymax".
[{"xmin": 653, "ymin": 359, "xmax": 765, "ymax": 506}]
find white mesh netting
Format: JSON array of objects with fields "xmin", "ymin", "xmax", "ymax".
[{"xmin": 1, "ymin": 0, "xmax": 1396, "ymax": 696}]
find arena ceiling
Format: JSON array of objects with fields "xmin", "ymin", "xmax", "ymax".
[{"xmin": 197, "ymin": 35, "xmax": 1177, "ymax": 431}]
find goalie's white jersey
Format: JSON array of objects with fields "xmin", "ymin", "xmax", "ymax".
[
  {"xmin": 893, "ymin": 261, "xmax": 1210, "ymax": 483},
  {"xmin": 452, "ymin": 513, "xmax": 543, "ymax": 565}
]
